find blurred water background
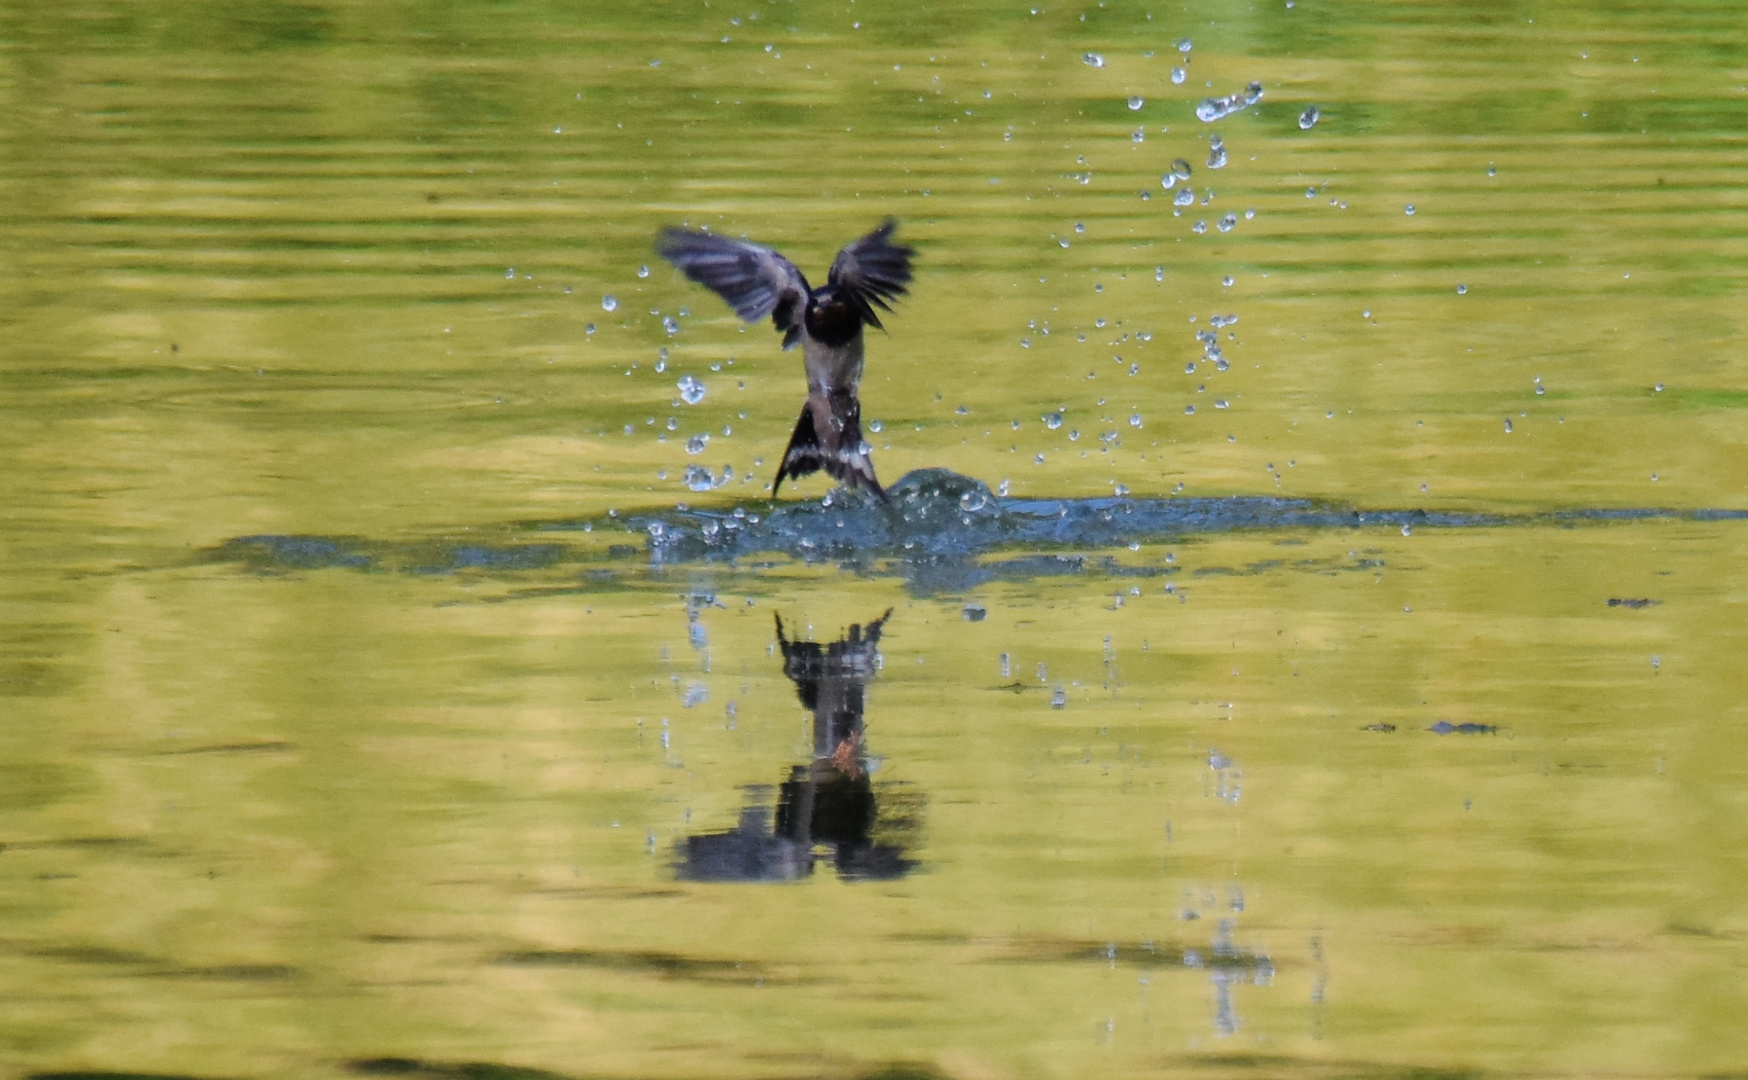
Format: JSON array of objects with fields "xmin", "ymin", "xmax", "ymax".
[{"xmin": 3, "ymin": 1, "xmax": 1747, "ymax": 1077}]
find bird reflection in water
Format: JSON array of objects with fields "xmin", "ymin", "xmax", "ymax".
[{"xmin": 676, "ymin": 609, "xmax": 920, "ymax": 882}]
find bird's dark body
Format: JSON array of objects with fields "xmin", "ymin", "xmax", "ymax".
[{"xmin": 656, "ymin": 221, "xmax": 915, "ymax": 501}]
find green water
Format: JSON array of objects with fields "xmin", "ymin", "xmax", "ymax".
[{"xmin": 4, "ymin": 1, "xmax": 1748, "ymax": 1077}]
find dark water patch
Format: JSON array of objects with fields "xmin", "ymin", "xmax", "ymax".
[
  {"xmin": 851, "ymin": 1068, "xmax": 953, "ymax": 1080},
  {"xmin": 1427, "ymin": 722, "xmax": 1499, "ymax": 736},
  {"xmin": 571, "ymin": 470, "xmax": 1748, "ymax": 565},
  {"xmin": 205, "ymin": 470, "xmax": 1748, "ymax": 590},
  {"xmin": 0, "ymin": 835, "xmax": 149, "ymax": 852},
  {"xmin": 606, "ymin": 469, "xmax": 1506, "ymax": 564},
  {"xmin": 347, "ymin": 1061, "xmax": 582, "ymax": 1080},
  {"xmin": 22, "ymin": 944, "xmax": 157, "ymax": 967},
  {"xmin": 156, "ymin": 740, "xmax": 294, "ymax": 755},
  {"xmin": 961, "ymin": 935, "xmax": 1273, "ymax": 976},
  {"xmin": 493, "ymin": 948, "xmax": 777, "ymax": 983},
  {"xmin": 213, "ymin": 535, "xmax": 373, "ymax": 571},
  {"xmin": 206, "ymin": 535, "xmax": 563, "ymax": 576},
  {"xmin": 143, "ymin": 963, "xmax": 301, "ymax": 981},
  {"xmin": 1607, "ymin": 597, "xmax": 1661, "ymax": 609},
  {"xmin": 442, "ymin": 545, "xmax": 562, "ymax": 571}
]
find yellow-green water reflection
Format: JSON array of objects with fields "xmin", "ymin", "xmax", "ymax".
[{"xmin": 3, "ymin": 0, "xmax": 1748, "ymax": 1077}]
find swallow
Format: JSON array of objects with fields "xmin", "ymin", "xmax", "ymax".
[{"xmin": 656, "ymin": 220, "xmax": 915, "ymax": 502}]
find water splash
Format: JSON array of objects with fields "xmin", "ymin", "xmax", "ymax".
[{"xmin": 1195, "ymin": 81, "xmax": 1263, "ymax": 122}]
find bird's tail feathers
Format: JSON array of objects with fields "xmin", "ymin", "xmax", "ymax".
[{"xmin": 772, "ymin": 392, "xmax": 887, "ymax": 503}]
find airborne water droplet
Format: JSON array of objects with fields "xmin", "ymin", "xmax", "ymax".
[
  {"xmin": 684, "ymin": 465, "xmax": 715, "ymax": 492},
  {"xmin": 602, "ymin": 294, "xmax": 619, "ymax": 312},
  {"xmin": 1196, "ymin": 81, "xmax": 1263, "ymax": 122},
  {"xmin": 1207, "ymin": 136, "xmax": 1228, "ymax": 169}
]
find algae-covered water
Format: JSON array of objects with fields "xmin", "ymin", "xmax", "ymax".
[{"xmin": 4, "ymin": 1, "xmax": 1748, "ymax": 1077}]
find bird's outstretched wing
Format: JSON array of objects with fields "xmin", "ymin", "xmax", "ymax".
[
  {"xmin": 827, "ymin": 219, "xmax": 915, "ymax": 331},
  {"xmin": 656, "ymin": 228, "xmax": 811, "ymax": 348}
]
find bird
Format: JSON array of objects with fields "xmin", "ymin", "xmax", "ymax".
[{"xmin": 655, "ymin": 220, "xmax": 915, "ymax": 502}]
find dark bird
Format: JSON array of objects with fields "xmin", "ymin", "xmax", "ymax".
[{"xmin": 656, "ymin": 220, "xmax": 915, "ymax": 502}]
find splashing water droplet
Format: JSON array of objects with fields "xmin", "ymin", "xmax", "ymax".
[
  {"xmin": 1207, "ymin": 136, "xmax": 1228, "ymax": 169},
  {"xmin": 677, "ymin": 375, "xmax": 706, "ymax": 404},
  {"xmin": 1128, "ymin": 95, "xmax": 1144, "ymax": 110},
  {"xmin": 869, "ymin": 419, "xmax": 883, "ymax": 433},
  {"xmin": 601, "ymin": 294, "xmax": 619, "ymax": 312},
  {"xmin": 1299, "ymin": 105, "xmax": 1320, "ymax": 129},
  {"xmin": 637, "ymin": 265, "xmax": 650, "ymax": 279},
  {"xmin": 1196, "ymin": 81, "xmax": 1263, "ymax": 122},
  {"xmin": 1171, "ymin": 66, "xmax": 1186, "ymax": 84},
  {"xmin": 685, "ymin": 433, "xmax": 709, "ymax": 454},
  {"xmin": 1217, "ymin": 213, "xmax": 1238, "ymax": 232},
  {"xmin": 1083, "ymin": 52, "xmax": 1105, "ymax": 67},
  {"xmin": 1043, "ymin": 411, "xmax": 1064, "ymax": 430},
  {"xmin": 683, "ymin": 465, "xmax": 715, "ymax": 492}
]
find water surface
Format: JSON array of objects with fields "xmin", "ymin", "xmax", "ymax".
[{"xmin": 4, "ymin": 1, "xmax": 1748, "ymax": 1077}]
